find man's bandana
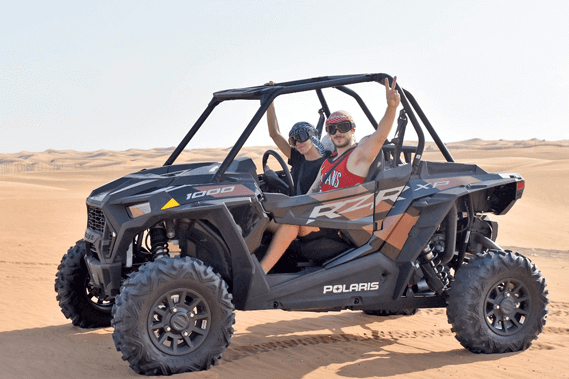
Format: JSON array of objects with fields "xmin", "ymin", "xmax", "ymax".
[{"xmin": 325, "ymin": 110, "xmax": 355, "ymax": 126}]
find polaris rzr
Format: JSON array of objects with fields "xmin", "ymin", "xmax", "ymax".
[{"xmin": 55, "ymin": 73, "xmax": 549, "ymax": 375}]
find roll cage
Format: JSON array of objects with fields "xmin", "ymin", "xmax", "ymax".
[{"xmin": 164, "ymin": 73, "xmax": 455, "ymax": 180}]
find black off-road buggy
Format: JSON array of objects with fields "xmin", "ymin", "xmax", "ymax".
[{"xmin": 55, "ymin": 73, "xmax": 549, "ymax": 375}]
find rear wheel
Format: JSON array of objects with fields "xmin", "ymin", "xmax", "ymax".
[
  {"xmin": 112, "ymin": 256, "xmax": 235, "ymax": 375},
  {"xmin": 447, "ymin": 250, "xmax": 549, "ymax": 353},
  {"xmin": 54, "ymin": 240, "xmax": 113, "ymax": 328}
]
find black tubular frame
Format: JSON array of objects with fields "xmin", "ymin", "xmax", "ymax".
[{"xmin": 164, "ymin": 73, "xmax": 455, "ymax": 180}]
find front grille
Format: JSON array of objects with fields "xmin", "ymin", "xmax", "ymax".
[{"xmin": 87, "ymin": 205, "xmax": 106, "ymax": 233}]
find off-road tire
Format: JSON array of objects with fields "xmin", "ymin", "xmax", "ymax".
[
  {"xmin": 54, "ymin": 240, "xmax": 113, "ymax": 328},
  {"xmin": 112, "ymin": 256, "xmax": 235, "ymax": 376},
  {"xmin": 363, "ymin": 308, "xmax": 418, "ymax": 316},
  {"xmin": 447, "ymin": 250, "xmax": 548, "ymax": 353}
]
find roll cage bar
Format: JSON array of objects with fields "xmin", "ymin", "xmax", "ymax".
[{"xmin": 164, "ymin": 73, "xmax": 454, "ymax": 181}]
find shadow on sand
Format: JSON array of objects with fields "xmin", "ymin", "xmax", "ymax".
[{"xmin": 0, "ymin": 310, "xmax": 506, "ymax": 378}]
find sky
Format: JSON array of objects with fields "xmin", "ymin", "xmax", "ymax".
[{"xmin": 1, "ymin": 0, "xmax": 568, "ymax": 154}]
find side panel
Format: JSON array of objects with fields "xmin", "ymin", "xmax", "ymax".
[
  {"xmin": 244, "ymin": 251, "xmax": 399, "ymax": 310},
  {"xmin": 263, "ymin": 182, "xmax": 377, "ymax": 236}
]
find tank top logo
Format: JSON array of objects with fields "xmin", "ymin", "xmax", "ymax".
[
  {"xmin": 319, "ymin": 149, "xmax": 365, "ymax": 192},
  {"xmin": 324, "ymin": 171, "xmax": 342, "ymax": 188}
]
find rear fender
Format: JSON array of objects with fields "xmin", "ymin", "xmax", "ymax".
[{"xmin": 394, "ymin": 192, "xmax": 459, "ymax": 265}]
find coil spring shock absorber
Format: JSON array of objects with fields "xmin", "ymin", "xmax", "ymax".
[
  {"xmin": 419, "ymin": 235, "xmax": 450, "ymax": 294},
  {"xmin": 149, "ymin": 223, "xmax": 169, "ymax": 258}
]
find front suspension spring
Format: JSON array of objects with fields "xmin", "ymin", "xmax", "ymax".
[{"xmin": 149, "ymin": 224, "xmax": 169, "ymax": 258}]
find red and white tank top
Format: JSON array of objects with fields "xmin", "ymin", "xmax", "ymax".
[{"xmin": 319, "ymin": 150, "xmax": 366, "ymax": 192}]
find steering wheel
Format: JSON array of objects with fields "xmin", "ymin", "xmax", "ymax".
[{"xmin": 261, "ymin": 150, "xmax": 294, "ymax": 196}]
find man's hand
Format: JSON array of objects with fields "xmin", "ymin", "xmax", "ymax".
[{"xmin": 385, "ymin": 76, "xmax": 401, "ymax": 109}]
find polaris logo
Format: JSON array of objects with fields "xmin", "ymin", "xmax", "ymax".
[{"xmin": 323, "ymin": 282, "xmax": 379, "ymax": 294}]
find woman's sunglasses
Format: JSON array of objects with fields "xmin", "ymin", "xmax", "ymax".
[
  {"xmin": 326, "ymin": 121, "xmax": 353, "ymax": 135},
  {"xmin": 288, "ymin": 131, "xmax": 311, "ymax": 146}
]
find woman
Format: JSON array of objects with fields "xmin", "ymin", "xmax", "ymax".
[{"xmin": 266, "ymin": 101, "xmax": 328, "ymax": 195}]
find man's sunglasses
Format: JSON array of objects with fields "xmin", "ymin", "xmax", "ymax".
[
  {"xmin": 288, "ymin": 131, "xmax": 312, "ymax": 146},
  {"xmin": 326, "ymin": 121, "xmax": 353, "ymax": 135}
]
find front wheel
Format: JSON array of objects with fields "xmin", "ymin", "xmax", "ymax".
[
  {"xmin": 54, "ymin": 240, "xmax": 113, "ymax": 328},
  {"xmin": 447, "ymin": 250, "xmax": 549, "ymax": 353},
  {"xmin": 112, "ymin": 256, "xmax": 235, "ymax": 375}
]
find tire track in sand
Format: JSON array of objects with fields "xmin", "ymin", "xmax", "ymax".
[
  {"xmin": 0, "ymin": 260, "xmax": 57, "ymax": 266},
  {"xmin": 222, "ymin": 302, "xmax": 569, "ymax": 363},
  {"xmin": 222, "ymin": 328, "xmax": 453, "ymax": 363}
]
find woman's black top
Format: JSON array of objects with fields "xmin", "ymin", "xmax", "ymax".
[{"xmin": 289, "ymin": 148, "xmax": 328, "ymax": 195}]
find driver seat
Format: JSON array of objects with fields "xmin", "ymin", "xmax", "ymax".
[{"xmin": 293, "ymin": 228, "xmax": 351, "ymax": 263}]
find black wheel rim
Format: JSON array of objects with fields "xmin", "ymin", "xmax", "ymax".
[
  {"xmin": 484, "ymin": 277, "xmax": 531, "ymax": 336},
  {"xmin": 84, "ymin": 275, "xmax": 113, "ymax": 312},
  {"xmin": 147, "ymin": 288, "xmax": 211, "ymax": 356}
]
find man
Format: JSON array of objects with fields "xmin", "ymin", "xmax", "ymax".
[{"xmin": 260, "ymin": 77, "xmax": 401, "ymax": 273}]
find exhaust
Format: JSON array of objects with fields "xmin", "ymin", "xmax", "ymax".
[{"xmin": 473, "ymin": 233, "xmax": 504, "ymax": 252}]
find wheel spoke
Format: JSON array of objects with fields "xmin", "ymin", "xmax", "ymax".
[
  {"xmin": 179, "ymin": 290, "xmax": 188, "ymax": 306},
  {"xmin": 153, "ymin": 307, "xmax": 167, "ymax": 317},
  {"xmin": 510, "ymin": 316, "xmax": 522, "ymax": 328},
  {"xmin": 186, "ymin": 297, "xmax": 201, "ymax": 311},
  {"xmin": 503, "ymin": 280, "xmax": 512, "ymax": 293},
  {"xmin": 502, "ymin": 319, "xmax": 509, "ymax": 333},
  {"xmin": 491, "ymin": 316, "xmax": 500, "ymax": 329},
  {"xmin": 166, "ymin": 294, "xmax": 176, "ymax": 309},
  {"xmin": 158, "ymin": 332, "xmax": 168, "ymax": 345},
  {"xmin": 510, "ymin": 282, "xmax": 520, "ymax": 294},
  {"xmin": 189, "ymin": 325, "xmax": 207, "ymax": 335},
  {"xmin": 516, "ymin": 295, "xmax": 530, "ymax": 303},
  {"xmin": 516, "ymin": 308, "xmax": 529, "ymax": 316},
  {"xmin": 152, "ymin": 319, "xmax": 167, "ymax": 329},
  {"xmin": 193, "ymin": 311, "xmax": 209, "ymax": 321},
  {"xmin": 182, "ymin": 334, "xmax": 194, "ymax": 349},
  {"xmin": 496, "ymin": 281, "xmax": 505, "ymax": 295}
]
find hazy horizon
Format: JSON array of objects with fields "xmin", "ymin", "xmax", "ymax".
[{"xmin": 2, "ymin": 1, "xmax": 568, "ymax": 154}]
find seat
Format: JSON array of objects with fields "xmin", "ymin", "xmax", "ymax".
[
  {"xmin": 365, "ymin": 147, "xmax": 387, "ymax": 182},
  {"xmin": 295, "ymin": 229, "xmax": 351, "ymax": 263}
]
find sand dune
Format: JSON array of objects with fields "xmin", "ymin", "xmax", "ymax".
[{"xmin": 0, "ymin": 140, "xmax": 568, "ymax": 378}]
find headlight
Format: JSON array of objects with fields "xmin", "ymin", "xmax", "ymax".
[{"xmin": 127, "ymin": 202, "xmax": 151, "ymax": 218}]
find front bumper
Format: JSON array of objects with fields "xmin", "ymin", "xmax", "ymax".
[
  {"xmin": 84, "ymin": 203, "xmax": 121, "ymax": 298},
  {"xmin": 85, "ymin": 255, "xmax": 122, "ymax": 298}
]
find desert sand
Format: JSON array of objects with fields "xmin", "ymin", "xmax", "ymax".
[{"xmin": 0, "ymin": 139, "xmax": 568, "ymax": 378}]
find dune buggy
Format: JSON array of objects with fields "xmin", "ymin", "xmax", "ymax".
[{"xmin": 55, "ymin": 73, "xmax": 549, "ymax": 375}]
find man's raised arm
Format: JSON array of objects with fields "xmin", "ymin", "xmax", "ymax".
[{"xmin": 348, "ymin": 77, "xmax": 401, "ymax": 176}]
